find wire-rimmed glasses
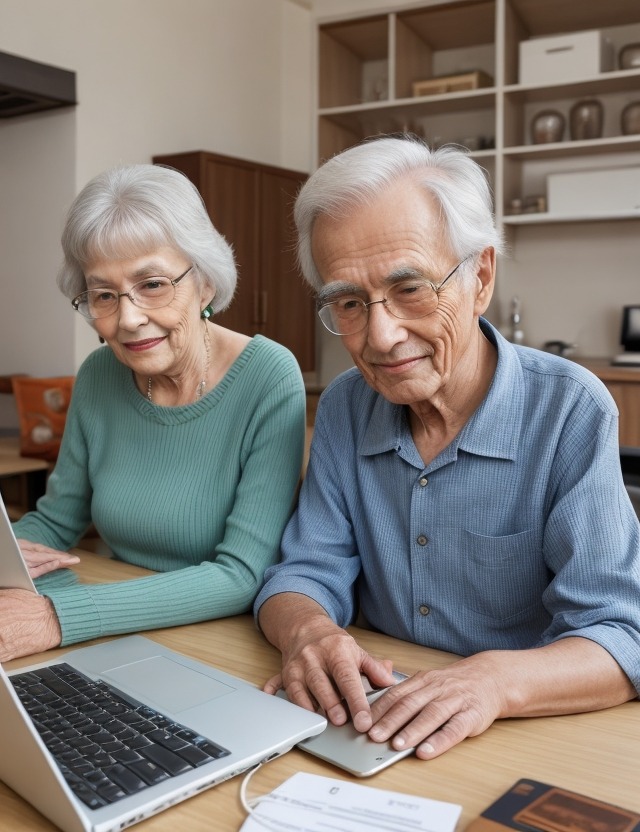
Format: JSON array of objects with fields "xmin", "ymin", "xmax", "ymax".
[
  {"xmin": 317, "ymin": 258, "xmax": 469, "ymax": 336},
  {"xmin": 71, "ymin": 266, "xmax": 193, "ymax": 320}
]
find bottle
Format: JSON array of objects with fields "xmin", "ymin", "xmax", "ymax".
[{"xmin": 509, "ymin": 296, "xmax": 525, "ymax": 345}]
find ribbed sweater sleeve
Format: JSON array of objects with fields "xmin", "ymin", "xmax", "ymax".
[{"xmin": 14, "ymin": 336, "xmax": 305, "ymax": 645}]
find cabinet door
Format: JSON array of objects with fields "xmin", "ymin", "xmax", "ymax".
[
  {"xmin": 259, "ymin": 168, "xmax": 315, "ymax": 372},
  {"xmin": 199, "ymin": 155, "xmax": 261, "ymax": 337},
  {"xmin": 606, "ymin": 381, "xmax": 640, "ymax": 448},
  {"xmin": 152, "ymin": 150, "xmax": 315, "ymax": 371}
]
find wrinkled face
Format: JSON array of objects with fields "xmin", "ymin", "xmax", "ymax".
[
  {"xmin": 86, "ymin": 246, "xmax": 210, "ymax": 379},
  {"xmin": 312, "ymin": 178, "xmax": 489, "ymax": 407}
]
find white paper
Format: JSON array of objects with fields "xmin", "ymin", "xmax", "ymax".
[{"xmin": 239, "ymin": 771, "xmax": 461, "ymax": 832}]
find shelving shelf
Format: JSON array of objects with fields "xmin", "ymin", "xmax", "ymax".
[
  {"xmin": 314, "ymin": 0, "xmax": 640, "ymax": 228},
  {"xmin": 503, "ymin": 210, "xmax": 640, "ymax": 225},
  {"xmin": 503, "ymin": 135, "xmax": 640, "ymax": 161},
  {"xmin": 503, "ymin": 68, "xmax": 640, "ymax": 104},
  {"xmin": 319, "ymin": 87, "xmax": 497, "ymax": 116}
]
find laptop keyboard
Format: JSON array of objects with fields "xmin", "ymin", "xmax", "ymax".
[{"xmin": 10, "ymin": 662, "xmax": 231, "ymax": 810}]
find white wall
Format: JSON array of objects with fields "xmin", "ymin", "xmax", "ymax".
[{"xmin": 0, "ymin": 0, "xmax": 313, "ymax": 430}]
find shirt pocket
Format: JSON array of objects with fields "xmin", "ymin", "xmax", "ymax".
[{"xmin": 460, "ymin": 528, "xmax": 546, "ymax": 622}]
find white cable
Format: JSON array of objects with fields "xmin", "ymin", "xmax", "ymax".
[
  {"xmin": 238, "ymin": 760, "xmax": 289, "ymax": 832},
  {"xmin": 239, "ymin": 760, "xmax": 265, "ymax": 813}
]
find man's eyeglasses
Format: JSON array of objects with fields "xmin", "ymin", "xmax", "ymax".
[
  {"xmin": 72, "ymin": 266, "xmax": 193, "ymax": 320},
  {"xmin": 317, "ymin": 258, "xmax": 470, "ymax": 336}
]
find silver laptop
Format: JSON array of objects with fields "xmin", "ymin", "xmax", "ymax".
[
  {"xmin": 0, "ymin": 495, "xmax": 37, "ymax": 592},
  {"xmin": 0, "ymin": 500, "xmax": 326, "ymax": 832},
  {"xmin": 277, "ymin": 671, "xmax": 415, "ymax": 776}
]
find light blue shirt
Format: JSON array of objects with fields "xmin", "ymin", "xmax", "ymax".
[{"xmin": 256, "ymin": 320, "xmax": 640, "ymax": 693}]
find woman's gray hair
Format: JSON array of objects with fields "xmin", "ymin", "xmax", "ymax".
[
  {"xmin": 57, "ymin": 163, "xmax": 237, "ymax": 314},
  {"xmin": 295, "ymin": 135, "xmax": 504, "ymax": 290}
]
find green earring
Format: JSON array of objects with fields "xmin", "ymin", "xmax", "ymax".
[{"xmin": 201, "ymin": 305, "xmax": 213, "ymax": 320}]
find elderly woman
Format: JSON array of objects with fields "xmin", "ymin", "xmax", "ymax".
[{"xmin": 2, "ymin": 163, "xmax": 306, "ymax": 661}]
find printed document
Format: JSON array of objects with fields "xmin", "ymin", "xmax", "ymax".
[{"xmin": 239, "ymin": 771, "xmax": 462, "ymax": 832}]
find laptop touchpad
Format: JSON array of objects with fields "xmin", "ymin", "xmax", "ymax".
[{"xmin": 101, "ymin": 656, "xmax": 235, "ymax": 713}]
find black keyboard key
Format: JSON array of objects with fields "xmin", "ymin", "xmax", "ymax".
[
  {"xmin": 139, "ymin": 743, "xmax": 193, "ymax": 776},
  {"xmin": 59, "ymin": 766, "xmax": 105, "ymax": 810},
  {"xmin": 126, "ymin": 758, "xmax": 171, "ymax": 786},
  {"xmin": 136, "ymin": 706, "xmax": 158, "ymax": 720},
  {"xmin": 96, "ymin": 782, "xmax": 128, "ymax": 803},
  {"xmin": 101, "ymin": 739, "xmax": 126, "ymax": 754},
  {"xmin": 112, "ymin": 748, "xmax": 144, "ymax": 765},
  {"xmin": 102, "ymin": 700, "xmax": 130, "ymax": 715},
  {"xmin": 102, "ymin": 763, "xmax": 148, "ymax": 794},
  {"xmin": 195, "ymin": 739, "xmax": 231, "ymax": 759},
  {"xmin": 41, "ymin": 676, "xmax": 79, "ymax": 698},
  {"xmin": 24, "ymin": 683, "xmax": 50, "ymax": 697},
  {"xmin": 83, "ymin": 750, "xmax": 115, "ymax": 768},
  {"xmin": 16, "ymin": 671, "xmax": 44, "ymax": 684},
  {"xmin": 67, "ymin": 780, "xmax": 106, "ymax": 810},
  {"xmin": 174, "ymin": 728, "xmax": 199, "ymax": 743},
  {"xmin": 91, "ymin": 711, "xmax": 115, "ymax": 725},
  {"xmin": 59, "ymin": 749, "xmax": 83, "ymax": 764},
  {"xmin": 92, "ymin": 730, "xmax": 118, "ymax": 746},
  {"xmin": 67, "ymin": 759, "xmax": 95, "ymax": 777},
  {"xmin": 147, "ymin": 729, "xmax": 189, "ymax": 752},
  {"xmin": 85, "ymin": 770, "xmax": 110, "ymax": 786},
  {"xmin": 128, "ymin": 734, "xmax": 153, "ymax": 750},
  {"xmin": 175, "ymin": 744, "xmax": 213, "ymax": 768}
]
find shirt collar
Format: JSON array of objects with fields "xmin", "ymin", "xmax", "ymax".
[{"xmin": 359, "ymin": 318, "xmax": 523, "ymax": 463}]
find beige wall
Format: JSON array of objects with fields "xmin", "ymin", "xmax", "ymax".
[{"xmin": 0, "ymin": 0, "xmax": 312, "ymax": 419}]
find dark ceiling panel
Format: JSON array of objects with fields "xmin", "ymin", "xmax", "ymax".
[{"xmin": 0, "ymin": 51, "xmax": 76, "ymax": 119}]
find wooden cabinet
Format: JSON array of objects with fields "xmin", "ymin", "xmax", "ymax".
[
  {"xmin": 152, "ymin": 151, "xmax": 315, "ymax": 372},
  {"xmin": 579, "ymin": 361, "xmax": 640, "ymax": 447},
  {"xmin": 314, "ymin": 0, "xmax": 640, "ymax": 227}
]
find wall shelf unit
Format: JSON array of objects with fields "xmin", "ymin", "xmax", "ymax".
[{"xmin": 314, "ymin": 0, "xmax": 640, "ymax": 228}]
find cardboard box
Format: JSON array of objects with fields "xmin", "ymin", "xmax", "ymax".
[
  {"xmin": 519, "ymin": 30, "xmax": 613, "ymax": 85},
  {"xmin": 547, "ymin": 167, "xmax": 640, "ymax": 215},
  {"xmin": 412, "ymin": 70, "xmax": 493, "ymax": 97}
]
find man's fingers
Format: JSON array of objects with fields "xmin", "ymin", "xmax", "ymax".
[
  {"xmin": 414, "ymin": 712, "xmax": 478, "ymax": 759},
  {"xmin": 360, "ymin": 653, "xmax": 396, "ymax": 689},
  {"xmin": 262, "ymin": 673, "xmax": 283, "ymax": 695}
]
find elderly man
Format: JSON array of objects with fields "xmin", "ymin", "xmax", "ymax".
[{"xmin": 254, "ymin": 136, "xmax": 640, "ymax": 760}]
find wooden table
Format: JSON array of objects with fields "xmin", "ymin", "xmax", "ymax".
[
  {"xmin": 3, "ymin": 553, "xmax": 640, "ymax": 831},
  {"xmin": 0, "ymin": 436, "xmax": 49, "ymax": 515}
]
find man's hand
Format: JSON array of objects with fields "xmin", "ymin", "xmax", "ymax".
[
  {"xmin": 260, "ymin": 594, "xmax": 395, "ymax": 731},
  {"xmin": 0, "ymin": 589, "xmax": 62, "ymax": 661},
  {"xmin": 367, "ymin": 652, "xmax": 506, "ymax": 759},
  {"xmin": 366, "ymin": 638, "xmax": 637, "ymax": 759},
  {"xmin": 17, "ymin": 539, "xmax": 80, "ymax": 578}
]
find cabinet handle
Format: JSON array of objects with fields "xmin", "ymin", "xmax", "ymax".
[{"xmin": 260, "ymin": 291, "xmax": 268, "ymax": 325}]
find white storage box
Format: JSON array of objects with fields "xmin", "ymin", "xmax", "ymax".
[
  {"xmin": 547, "ymin": 167, "xmax": 640, "ymax": 216},
  {"xmin": 519, "ymin": 30, "xmax": 613, "ymax": 85}
]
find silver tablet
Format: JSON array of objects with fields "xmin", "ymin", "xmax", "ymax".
[{"xmin": 278, "ymin": 671, "xmax": 415, "ymax": 777}]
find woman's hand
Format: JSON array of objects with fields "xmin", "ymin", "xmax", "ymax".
[
  {"xmin": 17, "ymin": 539, "xmax": 80, "ymax": 579},
  {"xmin": 0, "ymin": 589, "xmax": 62, "ymax": 661}
]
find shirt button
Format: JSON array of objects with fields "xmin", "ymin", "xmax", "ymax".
[
  {"xmin": 419, "ymin": 605, "xmax": 430, "ymax": 616},
  {"xmin": 419, "ymin": 477, "xmax": 428, "ymax": 487},
  {"xmin": 417, "ymin": 535, "xmax": 428, "ymax": 546}
]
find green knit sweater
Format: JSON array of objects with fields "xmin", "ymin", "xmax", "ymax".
[{"xmin": 14, "ymin": 335, "xmax": 305, "ymax": 646}]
